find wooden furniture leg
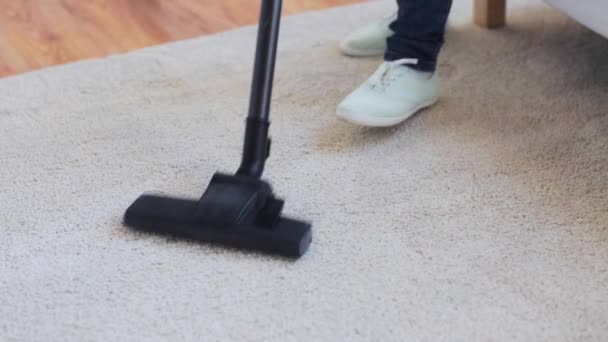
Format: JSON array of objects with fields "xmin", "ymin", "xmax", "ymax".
[{"xmin": 474, "ymin": 0, "xmax": 506, "ymax": 28}]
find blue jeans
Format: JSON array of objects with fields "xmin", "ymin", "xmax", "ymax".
[{"xmin": 385, "ymin": 0, "xmax": 453, "ymax": 72}]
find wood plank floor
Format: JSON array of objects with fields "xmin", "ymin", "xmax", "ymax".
[{"xmin": 0, "ymin": 0, "xmax": 364, "ymax": 77}]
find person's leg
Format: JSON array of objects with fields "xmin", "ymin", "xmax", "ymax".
[
  {"xmin": 386, "ymin": 0, "xmax": 453, "ymax": 72},
  {"xmin": 336, "ymin": 0, "xmax": 453, "ymax": 127}
]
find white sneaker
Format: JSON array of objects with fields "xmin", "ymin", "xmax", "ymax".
[
  {"xmin": 336, "ymin": 59, "xmax": 440, "ymax": 127},
  {"xmin": 340, "ymin": 13, "xmax": 396, "ymax": 57}
]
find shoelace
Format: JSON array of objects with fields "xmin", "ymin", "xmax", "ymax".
[{"xmin": 368, "ymin": 58, "xmax": 419, "ymax": 90}]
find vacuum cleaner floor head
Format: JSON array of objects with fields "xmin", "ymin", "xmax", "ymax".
[
  {"xmin": 123, "ymin": 0, "xmax": 312, "ymax": 258},
  {"xmin": 124, "ymin": 173, "xmax": 312, "ymax": 258}
]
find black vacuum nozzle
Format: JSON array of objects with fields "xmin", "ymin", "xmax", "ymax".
[
  {"xmin": 123, "ymin": 0, "xmax": 312, "ymax": 258},
  {"xmin": 124, "ymin": 174, "xmax": 312, "ymax": 258}
]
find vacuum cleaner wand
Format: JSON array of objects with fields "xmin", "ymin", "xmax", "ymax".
[
  {"xmin": 238, "ymin": 0, "xmax": 281, "ymax": 178},
  {"xmin": 123, "ymin": 0, "xmax": 312, "ymax": 258}
]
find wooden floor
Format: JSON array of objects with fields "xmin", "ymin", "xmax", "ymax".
[{"xmin": 0, "ymin": 0, "xmax": 364, "ymax": 77}]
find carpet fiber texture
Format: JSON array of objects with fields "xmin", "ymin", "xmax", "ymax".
[{"xmin": 1, "ymin": 0, "xmax": 607, "ymax": 340}]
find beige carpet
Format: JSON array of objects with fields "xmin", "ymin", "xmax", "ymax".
[{"xmin": 1, "ymin": 0, "xmax": 607, "ymax": 340}]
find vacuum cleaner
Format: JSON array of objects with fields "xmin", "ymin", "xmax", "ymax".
[{"xmin": 123, "ymin": 0, "xmax": 312, "ymax": 258}]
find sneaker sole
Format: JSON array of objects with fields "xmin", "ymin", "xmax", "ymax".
[
  {"xmin": 336, "ymin": 97, "xmax": 439, "ymax": 127},
  {"xmin": 339, "ymin": 41, "xmax": 386, "ymax": 58}
]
